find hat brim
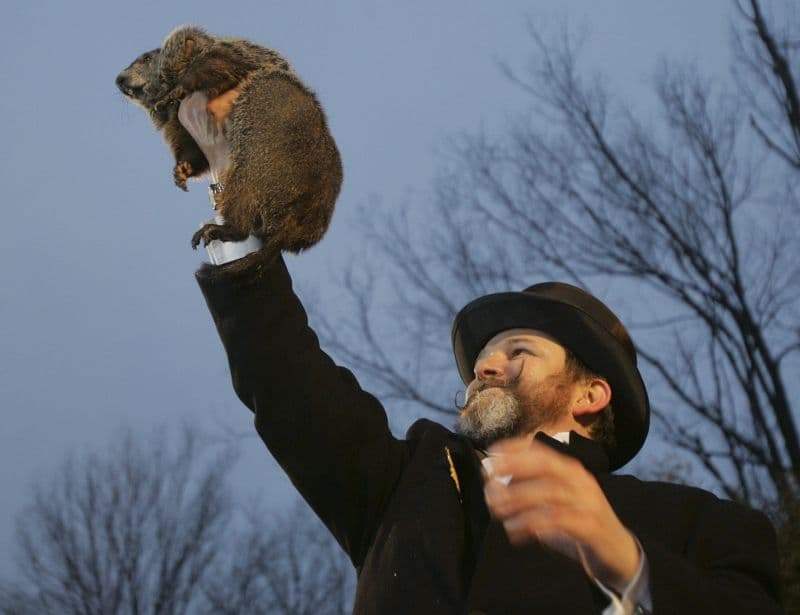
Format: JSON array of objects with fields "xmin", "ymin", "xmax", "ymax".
[{"xmin": 451, "ymin": 292, "xmax": 649, "ymax": 470}]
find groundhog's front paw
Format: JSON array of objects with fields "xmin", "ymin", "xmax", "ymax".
[
  {"xmin": 154, "ymin": 86, "xmax": 187, "ymax": 112},
  {"xmin": 173, "ymin": 161, "xmax": 193, "ymax": 191},
  {"xmin": 153, "ymin": 98, "xmax": 173, "ymax": 114}
]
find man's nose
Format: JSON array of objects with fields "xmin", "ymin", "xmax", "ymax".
[{"xmin": 474, "ymin": 352, "xmax": 507, "ymax": 381}]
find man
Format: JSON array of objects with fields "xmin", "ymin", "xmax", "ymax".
[{"xmin": 182, "ymin": 93, "xmax": 782, "ymax": 614}]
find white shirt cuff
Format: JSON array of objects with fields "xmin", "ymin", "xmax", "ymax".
[
  {"xmin": 596, "ymin": 539, "xmax": 652, "ymax": 615},
  {"xmin": 203, "ymin": 214, "xmax": 262, "ymax": 265}
]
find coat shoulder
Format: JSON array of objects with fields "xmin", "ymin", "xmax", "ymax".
[{"xmin": 405, "ymin": 418, "xmax": 454, "ymax": 441}]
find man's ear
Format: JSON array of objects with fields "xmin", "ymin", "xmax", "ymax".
[{"xmin": 572, "ymin": 378, "xmax": 612, "ymax": 418}]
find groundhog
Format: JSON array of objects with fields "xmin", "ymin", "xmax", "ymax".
[{"xmin": 116, "ymin": 26, "xmax": 343, "ymax": 255}]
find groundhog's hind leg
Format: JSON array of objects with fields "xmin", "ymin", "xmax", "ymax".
[{"xmin": 190, "ymin": 223, "xmax": 251, "ymax": 249}]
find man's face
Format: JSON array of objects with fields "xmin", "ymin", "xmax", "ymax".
[{"xmin": 455, "ymin": 328, "xmax": 578, "ymax": 448}]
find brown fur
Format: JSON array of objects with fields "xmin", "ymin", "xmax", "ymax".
[{"xmin": 116, "ymin": 26, "xmax": 343, "ymax": 256}]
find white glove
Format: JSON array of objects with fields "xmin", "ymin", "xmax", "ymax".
[
  {"xmin": 177, "ymin": 92, "xmax": 232, "ymax": 182},
  {"xmin": 177, "ymin": 92, "xmax": 262, "ymax": 264}
]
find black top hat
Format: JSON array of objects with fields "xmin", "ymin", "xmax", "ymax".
[{"xmin": 451, "ymin": 282, "xmax": 649, "ymax": 470}]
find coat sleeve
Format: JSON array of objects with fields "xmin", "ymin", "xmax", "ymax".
[
  {"xmin": 640, "ymin": 495, "xmax": 782, "ymax": 614},
  {"xmin": 196, "ymin": 253, "xmax": 409, "ymax": 566}
]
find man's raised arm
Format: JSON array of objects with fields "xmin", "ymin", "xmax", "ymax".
[{"xmin": 184, "ymin": 93, "xmax": 407, "ymax": 567}]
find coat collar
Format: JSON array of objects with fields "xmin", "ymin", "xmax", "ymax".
[{"xmin": 533, "ymin": 431, "xmax": 611, "ymax": 475}]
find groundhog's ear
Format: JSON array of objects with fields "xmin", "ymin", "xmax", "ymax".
[{"xmin": 183, "ymin": 38, "xmax": 195, "ymax": 63}]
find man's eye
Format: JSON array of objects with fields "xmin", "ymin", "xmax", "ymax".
[{"xmin": 510, "ymin": 348, "xmax": 530, "ymax": 357}]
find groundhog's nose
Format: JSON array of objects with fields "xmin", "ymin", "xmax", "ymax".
[{"xmin": 115, "ymin": 74, "xmax": 126, "ymax": 90}]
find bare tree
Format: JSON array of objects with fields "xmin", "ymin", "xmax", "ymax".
[
  {"xmin": 203, "ymin": 500, "xmax": 354, "ymax": 615},
  {"xmin": 314, "ymin": 0, "xmax": 799, "ymax": 510},
  {"xmin": 733, "ymin": 0, "xmax": 800, "ymax": 171},
  {"xmin": 0, "ymin": 426, "xmax": 354, "ymax": 615},
  {"xmin": 0, "ymin": 425, "xmax": 237, "ymax": 615}
]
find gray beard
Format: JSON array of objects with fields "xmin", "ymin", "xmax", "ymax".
[
  {"xmin": 454, "ymin": 374, "xmax": 572, "ymax": 449},
  {"xmin": 454, "ymin": 388, "xmax": 526, "ymax": 450}
]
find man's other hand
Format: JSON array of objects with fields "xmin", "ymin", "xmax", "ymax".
[{"xmin": 483, "ymin": 436, "xmax": 640, "ymax": 595}]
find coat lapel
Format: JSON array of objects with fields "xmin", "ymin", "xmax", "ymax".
[{"xmin": 440, "ymin": 435, "xmax": 490, "ymax": 593}]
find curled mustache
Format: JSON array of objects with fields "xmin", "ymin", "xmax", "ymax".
[{"xmin": 454, "ymin": 365, "xmax": 524, "ymax": 411}]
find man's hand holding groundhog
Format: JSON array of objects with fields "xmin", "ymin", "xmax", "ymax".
[
  {"xmin": 178, "ymin": 88, "xmax": 263, "ymax": 264},
  {"xmin": 177, "ymin": 89, "xmax": 241, "ymax": 182}
]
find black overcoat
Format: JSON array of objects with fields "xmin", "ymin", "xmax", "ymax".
[{"xmin": 196, "ymin": 254, "xmax": 782, "ymax": 614}]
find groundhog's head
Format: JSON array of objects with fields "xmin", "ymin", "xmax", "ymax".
[{"xmin": 116, "ymin": 49, "xmax": 162, "ymax": 113}]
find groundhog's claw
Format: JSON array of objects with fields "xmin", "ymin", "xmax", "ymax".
[
  {"xmin": 192, "ymin": 223, "xmax": 224, "ymax": 249},
  {"xmin": 191, "ymin": 228, "xmax": 205, "ymax": 250}
]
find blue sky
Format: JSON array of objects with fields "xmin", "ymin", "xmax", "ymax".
[{"xmin": 0, "ymin": 0, "xmax": 735, "ymax": 577}]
